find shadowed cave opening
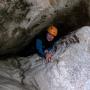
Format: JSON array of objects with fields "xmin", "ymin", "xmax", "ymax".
[
  {"xmin": 16, "ymin": 22, "xmax": 80, "ymax": 57},
  {"xmin": 0, "ymin": 21, "xmax": 78, "ymax": 59}
]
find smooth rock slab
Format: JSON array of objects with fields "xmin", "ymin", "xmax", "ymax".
[{"xmin": 32, "ymin": 26, "xmax": 90, "ymax": 90}]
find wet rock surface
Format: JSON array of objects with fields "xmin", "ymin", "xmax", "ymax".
[{"xmin": 0, "ymin": 26, "xmax": 90, "ymax": 90}]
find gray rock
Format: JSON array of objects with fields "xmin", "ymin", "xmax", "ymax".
[
  {"xmin": 26, "ymin": 26, "xmax": 90, "ymax": 90},
  {"xmin": 0, "ymin": 0, "xmax": 90, "ymax": 89},
  {"xmin": 28, "ymin": 26, "xmax": 90, "ymax": 90},
  {"xmin": 0, "ymin": 0, "xmax": 90, "ymax": 55},
  {"xmin": 0, "ymin": 26, "xmax": 90, "ymax": 90}
]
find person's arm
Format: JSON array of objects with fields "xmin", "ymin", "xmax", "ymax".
[{"xmin": 36, "ymin": 39, "xmax": 45, "ymax": 57}]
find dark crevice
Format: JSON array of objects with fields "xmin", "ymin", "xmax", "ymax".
[
  {"xmin": 0, "ymin": 0, "xmax": 90, "ymax": 58},
  {"xmin": 16, "ymin": 58, "xmax": 25, "ymax": 85},
  {"xmin": 16, "ymin": 21, "xmax": 78, "ymax": 57}
]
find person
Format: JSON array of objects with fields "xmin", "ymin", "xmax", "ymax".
[{"xmin": 35, "ymin": 25, "xmax": 58, "ymax": 63}]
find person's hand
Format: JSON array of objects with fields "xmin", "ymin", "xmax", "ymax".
[
  {"xmin": 45, "ymin": 52, "xmax": 53, "ymax": 63},
  {"xmin": 44, "ymin": 50, "xmax": 49, "ymax": 54}
]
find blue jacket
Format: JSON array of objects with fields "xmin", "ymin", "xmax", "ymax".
[{"xmin": 36, "ymin": 38, "xmax": 53, "ymax": 57}]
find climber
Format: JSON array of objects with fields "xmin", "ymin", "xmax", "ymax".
[{"xmin": 36, "ymin": 25, "xmax": 58, "ymax": 63}]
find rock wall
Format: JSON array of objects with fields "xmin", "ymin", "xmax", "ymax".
[
  {"xmin": 33, "ymin": 26, "xmax": 90, "ymax": 90},
  {"xmin": 0, "ymin": 0, "xmax": 90, "ymax": 55},
  {"xmin": 0, "ymin": 26, "xmax": 90, "ymax": 90},
  {"xmin": 0, "ymin": 0, "xmax": 90, "ymax": 90}
]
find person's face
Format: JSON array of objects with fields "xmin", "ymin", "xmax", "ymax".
[{"xmin": 46, "ymin": 33, "xmax": 55, "ymax": 42}]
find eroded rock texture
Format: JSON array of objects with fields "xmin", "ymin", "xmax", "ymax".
[
  {"xmin": 33, "ymin": 26, "xmax": 90, "ymax": 90},
  {"xmin": 0, "ymin": 26, "xmax": 90, "ymax": 90},
  {"xmin": 0, "ymin": 0, "xmax": 90, "ymax": 90},
  {"xmin": 0, "ymin": 0, "xmax": 90, "ymax": 55}
]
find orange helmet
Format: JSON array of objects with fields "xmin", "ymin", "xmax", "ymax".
[{"xmin": 48, "ymin": 25, "xmax": 58, "ymax": 36}]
